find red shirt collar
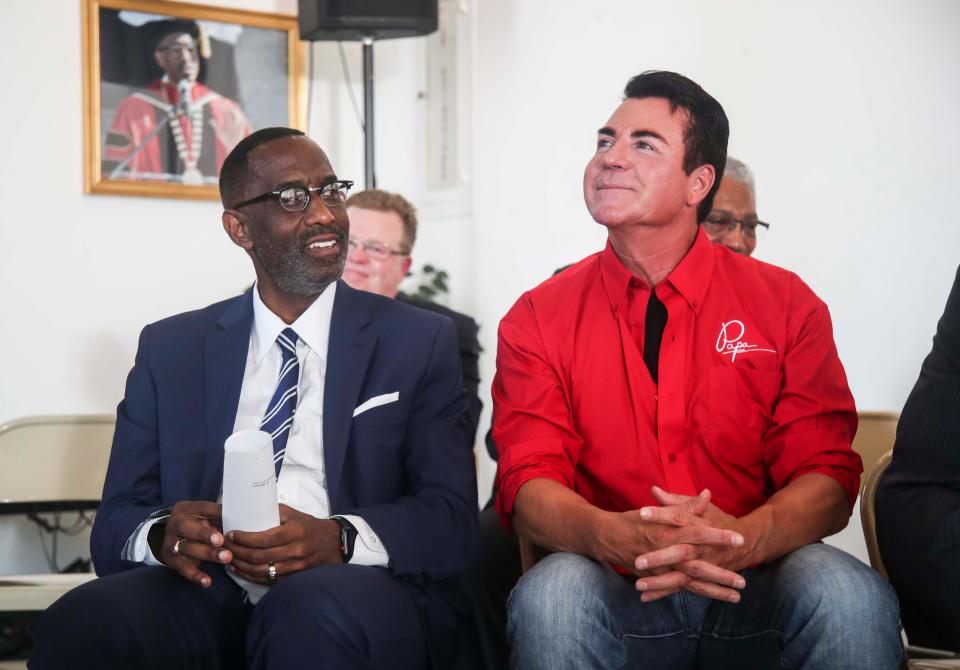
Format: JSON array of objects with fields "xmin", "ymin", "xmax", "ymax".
[{"xmin": 599, "ymin": 226, "xmax": 715, "ymax": 314}]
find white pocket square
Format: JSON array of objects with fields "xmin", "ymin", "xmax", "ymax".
[{"xmin": 353, "ymin": 392, "xmax": 400, "ymax": 418}]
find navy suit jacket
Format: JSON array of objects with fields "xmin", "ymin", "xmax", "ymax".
[
  {"xmin": 396, "ymin": 291, "xmax": 483, "ymax": 443},
  {"xmin": 91, "ymin": 281, "xmax": 479, "ymax": 662}
]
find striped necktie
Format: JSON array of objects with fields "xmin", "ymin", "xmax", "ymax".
[{"xmin": 260, "ymin": 328, "xmax": 299, "ymax": 476}]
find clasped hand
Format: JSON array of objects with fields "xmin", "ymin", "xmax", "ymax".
[
  {"xmin": 155, "ymin": 502, "xmax": 341, "ymax": 588},
  {"xmin": 620, "ymin": 487, "xmax": 752, "ymax": 604}
]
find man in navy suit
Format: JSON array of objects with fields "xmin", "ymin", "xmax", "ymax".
[{"xmin": 31, "ymin": 127, "xmax": 478, "ymax": 669}]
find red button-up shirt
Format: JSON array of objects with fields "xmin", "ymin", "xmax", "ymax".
[{"xmin": 493, "ymin": 229, "xmax": 861, "ymax": 527}]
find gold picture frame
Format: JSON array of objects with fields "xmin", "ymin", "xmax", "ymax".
[{"xmin": 82, "ymin": 0, "xmax": 306, "ymax": 201}]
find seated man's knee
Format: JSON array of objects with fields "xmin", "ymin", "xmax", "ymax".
[
  {"xmin": 507, "ymin": 552, "xmax": 612, "ymax": 644},
  {"xmin": 248, "ymin": 565, "xmax": 432, "ymax": 669},
  {"xmin": 31, "ymin": 575, "xmax": 142, "ymax": 668},
  {"xmin": 781, "ymin": 545, "xmax": 900, "ymax": 644},
  {"xmin": 33, "ymin": 585, "xmax": 99, "ymax": 654},
  {"xmin": 249, "ymin": 569, "xmax": 354, "ymax": 643}
]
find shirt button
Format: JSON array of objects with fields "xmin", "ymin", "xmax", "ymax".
[
  {"xmin": 668, "ymin": 454, "xmax": 677, "ymax": 463},
  {"xmin": 290, "ymin": 423, "xmax": 301, "ymax": 436}
]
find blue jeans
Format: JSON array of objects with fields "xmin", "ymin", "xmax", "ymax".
[{"xmin": 507, "ymin": 544, "xmax": 901, "ymax": 669}]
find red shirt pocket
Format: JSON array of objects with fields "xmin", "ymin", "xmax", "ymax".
[{"xmin": 706, "ymin": 366, "xmax": 783, "ymax": 469}]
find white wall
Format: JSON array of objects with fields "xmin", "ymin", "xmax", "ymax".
[{"xmin": 2, "ymin": 0, "xmax": 959, "ymax": 572}]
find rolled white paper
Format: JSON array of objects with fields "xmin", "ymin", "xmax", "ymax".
[
  {"xmin": 222, "ymin": 429, "xmax": 280, "ymax": 604},
  {"xmin": 222, "ymin": 429, "xmax": 281, "ymax": 535}
]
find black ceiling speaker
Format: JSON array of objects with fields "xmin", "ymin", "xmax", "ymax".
[
  {"xmin": 297, "ymin": 1, "xmax": 440, "ymax": 189},
  {"xmin": 298, "ymin": 0, "xmax": 438, "ymax": 42}
]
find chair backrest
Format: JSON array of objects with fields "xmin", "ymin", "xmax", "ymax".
[
  {"xmin": 852, "ymin": 411, "xmax": 899, "ymax": 493},
  {"xmin": 0, "ymin": 415, "xmax": 114, "ymax": 512},
  {"xmin": 860, "ymin": 449, "xmax": 893, "ymax": 581},
  {"xmin": 519, "ymin": 537, "xmax": 554, "ymax": 574}
]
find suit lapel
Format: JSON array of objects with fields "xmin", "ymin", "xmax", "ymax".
[
  {"xmin": 199, "ymin": 290, "xmax": 253, "ymax": 498},
  {"xmin": 324, "ymin": 281, "xmax": 375, "ymax": 510}
]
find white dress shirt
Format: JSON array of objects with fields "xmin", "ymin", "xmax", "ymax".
[{"xmin": 126, "ymin": 283, "xmax": 389, "ymax": 583}]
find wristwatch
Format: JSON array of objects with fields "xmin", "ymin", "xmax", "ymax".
[{"xmin": 332, "ymin": 516, "xmax": 358, "ymax": 564}]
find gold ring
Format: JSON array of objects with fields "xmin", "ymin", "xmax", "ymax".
[
  {"xmin": 172, "ymin": 538, "xmax": 184, "ymax": 556},
  {"xmin": 267, "ymin": 562, "xmax": 277, "ymax": 582}
]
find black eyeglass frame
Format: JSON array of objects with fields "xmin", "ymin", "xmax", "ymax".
[{"xmin": 231, "ymin": 180, "xmax": 355, "ymax": 212}]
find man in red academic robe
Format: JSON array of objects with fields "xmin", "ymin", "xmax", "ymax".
[{"xmin": 102, "ymin": 20, "xmax": 251, "ymax": 185}]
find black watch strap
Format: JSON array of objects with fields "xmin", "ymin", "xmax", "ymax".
[{"xmin": 332, "ymin": 516, "xmax": 358, "ymax": 564}]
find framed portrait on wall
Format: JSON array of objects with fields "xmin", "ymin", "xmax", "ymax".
[{"xmin": 82, "ymin": 0, "xmax": 305, "ymax": 201}]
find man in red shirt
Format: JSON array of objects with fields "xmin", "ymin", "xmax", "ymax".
[{"xmin": 494, "ymin": 71, "xmax": 900, "ymax": 669}]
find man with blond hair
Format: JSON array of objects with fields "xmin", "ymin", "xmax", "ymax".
[{"xmin": 344, "ymin": 189, "xmax": 482, "ymax": 442}]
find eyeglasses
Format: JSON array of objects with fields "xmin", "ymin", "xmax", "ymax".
[
  {"xmin": 347, "ymin": 236, "xmax": 409, "ymax": 261},
  {"xmin": 232, "ymin": 180, "xmax": 355, "ymax": 212},
  {"xmin": 158, "ymin": 43, "xmax": 199, "ymax": 59},
  {"xmin": 703, "ymin": 213, "xmax": 770, "ymax": 241}
]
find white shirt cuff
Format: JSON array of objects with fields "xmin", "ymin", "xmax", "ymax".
[
  {"xmin": 336, "ymin": 514, "xmax": 389, "ymax": 567},
  {"xmin": 126, "ymin": 515, "xmax": 169, "ymax": 566}
]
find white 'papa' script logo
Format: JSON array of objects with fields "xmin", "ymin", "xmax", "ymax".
[{"xmin": 715, "ymin": 320, "xmax": 777, "ymax": 362}]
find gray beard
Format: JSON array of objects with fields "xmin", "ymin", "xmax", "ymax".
[{"xmin": 249, "ymin": 225, "xmax": 347, "ymax": 297}]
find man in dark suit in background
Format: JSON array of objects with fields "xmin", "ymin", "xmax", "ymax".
[
  {"xmin": 877, "ymin": 266, "xmax": 960, "ymax": 651},
  {"xmin": 31, "ymin": 127, "xmax": 478, "ymax": 669},
  {"xmin": 343, "ymin": 188, "xmax": 483, "ymax": 442}
]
